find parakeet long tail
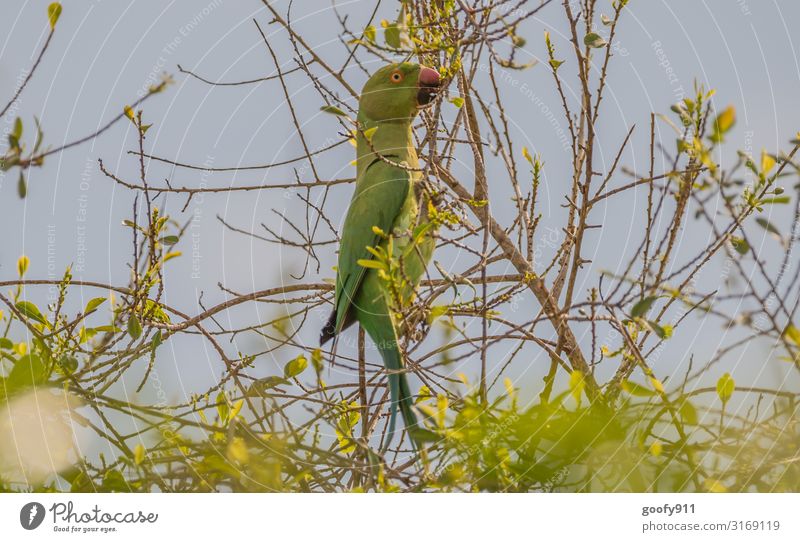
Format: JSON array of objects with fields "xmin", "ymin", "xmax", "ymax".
[{"xmin": 356, "ymin": 308, "xmax": 419, "ymax": 451}]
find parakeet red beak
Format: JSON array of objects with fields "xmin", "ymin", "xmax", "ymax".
[{"xmin": 417, "ymin": 66, "xmax": 441, "ymax": 108}]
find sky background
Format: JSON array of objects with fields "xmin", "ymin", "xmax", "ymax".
[{"xmin": 1, "ymin": 0, "xmax": 800, "ymax": 456}]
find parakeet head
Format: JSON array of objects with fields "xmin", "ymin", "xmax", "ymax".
[{"xmin": 358, "ymin": 63, "xmax": 441, "ymax": 122}]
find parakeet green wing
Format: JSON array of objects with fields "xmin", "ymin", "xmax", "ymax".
[{"xmin": 328, "ymin": 159, "xmax": 411, "ymax": 338}]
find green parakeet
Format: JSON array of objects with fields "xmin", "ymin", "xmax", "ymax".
[{"xmin": 320, "ymin": 63, "xmax": 442, "ymax": 449}]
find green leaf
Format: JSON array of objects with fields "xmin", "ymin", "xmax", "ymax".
[
  {"xmin": 284, "ymin": 354, "xmax": 308, "ymax": 378},
  {"xmin": 150, "ymin": 329, "xmax": 162, "ymax": 350},
  {"xmin": 448, "ymin": 96, "xmax": 464, "ymax": 108},
  {"xmin": 134, "ymin": 444, "xmax": 146, "ymax": 466},
  {"xmin": 679, "ymin": 400, "xmax": 698, "ymax": 425},
  {"xmin": 760, "ymin": 196, "xmax": 790, "ymax": 205},
  {"xmin": 730, "ymin": 236, "xmax": 749, "ymax": 255},
  {"xmin": 427, "ymin": 305, "xmax": 449, "ymax": 324},
  {"xmin": 569, "ymin": 370, "xmax": 585, "ymax": 405},
  {"xmin": 9, "ymin": 117, "xmax": 22, "ymax": 149},
  {"xmin": 47, "ymin": 3, "xmax": 62, "ymax": 30},
  {"xmin": 84, "ymin": 297, "xmax": 106, "ymax": 314},
  {"xmin": 356, "ymin": 258, "xmax": 383, "ymax": 269},
  {"xmin": 384, "ymin": 22, "xmax": 411, "ymax": 49},
  {"xmin": 761, "ymin": 150, "xmax": 776, "ymax": 175},
  {"xmin": 583, "ymin": 32, "xmax": 607, "ymax": 48},
  {"xmin": 783, "ymin": 324, "xmax": 800, "ymax": 346},
  {"xmin": 631, "ymin": 296, "xmax": 657, "ymax": 318},
  {"xmin": 17, "ymin": 255, "xmax": 29, "ymax": 277},
  {"xmin": 79, "ymin": 327, "xmax": 96, "ymax": 344},
  {"xmin": 127, "ymin": 315, "xmax": 142, "ymax": 339},
  {"xmin": 311, "ymin": 348, "xmax": 324, "ymax": 375},
  {"xmin": 229, "ymin": 399, "xmax": 244, "ymax": 420},
  {"xmin": 650, "ymin": 377, "xmax": 665, "ymax": 394},
  {"xmin": 320, "ymin": 105, "xmax": 348, "ymax": 117},
  {"xmin": 716, "ymin": 373, "xmax": 735, "ymax": 403},
  {"xmin": 247, "ymin": 376, "xmax": 287, "ymax": 397},
  {"xmin": 415, "ymin": 384, "xmax": 433, "ymax": 404},
  {"xmin": 647, "ymin": 320, "xmax": 673, "ymax": 339},
  {"xmin": 620, "ymin": 379, "xmax": 655, "ymax": 397},
  {"xmin": 94, "ymin": 325, "xmax": 122, "ymax": 333},
  {"xmin": 710, "ymin": 106, "xmax": 736, "ymax": 143},
  {"xmin": 12, "ymin": 116, "xmax": 23, "ymax": 138},
  {"xmin": 160, "ymin": 235, "xmax": 179, "ymax": 246},
  {"xmin": 755, "ymin": 217, "xmax": 783, "ymax": 243},
  {"xmin": 335, "ymin": 401, "xmax": 361, "ymax": 454},
  {"xmin": 548, "ymin": 59, "xmax": 565, "ymax": 70},
  {"xmin": 8, "ymin": 354, "xmax": 47, "ymax": 390},
  {"xmin": 756, "ymin": 217, "xmax": 781, "ymax": 235},
  {"xmin": 363, "ymin": 25, "xmax": 376, "ymax": 42},
  {"xmin": 362, "ymin": 126, "xmax": 378, "ymax": 142},
  {"xmin": 18, "ymin": 172, "xmax": 26, "ymax": 199},
  {"xmin": 0, "ymin": 338, "xmax": 13, "ymax": 349},
  {"xmin": 216, "ymin": 392, "xmax": 229, "ymax": 422},
  {"xmin": 15, "ymin": 301, "xmax": 47, "ymax": 325}
]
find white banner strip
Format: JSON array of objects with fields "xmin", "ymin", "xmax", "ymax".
[{"xmin": 1, "ymin": 493, "xmax": 796, "ymax": 541}]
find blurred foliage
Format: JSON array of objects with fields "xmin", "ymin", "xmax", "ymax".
[{"xmin": 2, "ymin": 0, "xmax": 800, "ymax": 494}]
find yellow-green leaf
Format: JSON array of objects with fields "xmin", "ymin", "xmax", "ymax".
[
  {"xmin": 17, "ymin": 255, "xmax": 29, "ymax": 277},
  {"xmin": 229, "ymin": 399, "xmax": 244, "ymax": 420},
  {"xmin": 84, "ymin": 297, "xmax": 106, "ymax": 314},
  {"xmin": 678, "ymin": 400, "xmax": 698, "ymax": 425},
  {"xmin": 569, "ymin": 370, "xmax": 585, "ymax": 405},
  {"xmin": 15, "ymin": 301, "xmax": 47, "ymax": 326},
  {"xmin": 47, "ymin": 3, "xmax": 62, "ymax": 30},
  {"xmin": 134, "ymin": 444, "xmax": 146, "ymax": 465},
  {"xmin": 649, "ymin": 376, "xmax": 665, "ymax": 394},
  {"xmin": 631, "ymin": 296, "xmax": 657, "ymax": 318},
  {"xmin": 649, "ymin": 441, "xmax": 663, "ymax": 457},
  {"xmin": 621, "ymin": 379, "xmax": 655, "ymax": 397},
  {"xmin": 436, "ymin": 393, "xmax": 448, "ymax": 428},
  {"xmin": 761, "ymin": 149, "xmax": 776, "ymax": 174},
  {"xmin": 427, "ymin": 305, "xmax": 449, "ymax": 324},
  {"xmin": 8, "ymin": 354, "xmax": 47, "ymax": 390},
  {"xmin": 448, "ymin": 96, "xmax": 464, "ymax": 108},
  {"xmin": 226, "ymin": 437, "xmax": 249, "ymax": 464},
  {"xmin": 415, "ymin": 385, "xmax": 433, "ymax": 404},
  {"xmin": 783, "ymin": 324, "xmax": 800, "ymax": 346},
  {"xmin": 362, "ymin": 126, "xmax": 378, "ymax": 142},
  {"xmin": 335, "ymin": 401, "xmax": 360, "ymax": 454},
  {"xmin": 730, "ymin": 236, "xmax": 749, "ymax": 255},
  {"xmin": 357, "ymin": 258, "xmax": 383, "ymax": 269},
  {"xmin": 710, "ymin": 105, "xmax": 736, "ymax": 143},
  {"xmin": 703, "ymin": 478, "xmax": 728, "ymax": 493},
  {"xmin": 716, "ymin": 372, "xmax": 735, "ymax": 403},
  {"xmin": 522, "ymin": 146, "xmax": 533, "ymax": 163},
  {"xmin": 311, "ymin": 348, "xmax": 324, "ymax": 375},
  {"xmin": 284, "ymin": 354, "xmax": 308, "ymax": 378},
  {"xmin": 127, "ymin": 315, "xmax": 142, "ymax": 339},
  {"xmin": 320, "ymin": 105, "xmax": 348, "ymax": 117},
  {"xmin": 583, "ymin": 32, "xmax": 607, "ymax": 48}
]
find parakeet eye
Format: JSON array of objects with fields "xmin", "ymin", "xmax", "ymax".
[{"xmin": 390, "ymin": 70, "xmax": 404, "ymax": 83}]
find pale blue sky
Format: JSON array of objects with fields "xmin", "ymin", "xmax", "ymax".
[{"xmin": 1, "ymin": 1, "xmax": 799, "ymax": 440}]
